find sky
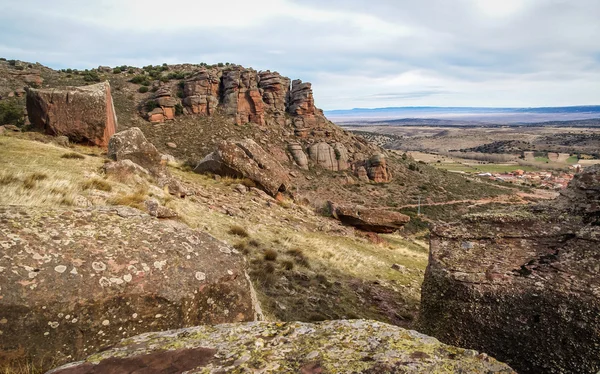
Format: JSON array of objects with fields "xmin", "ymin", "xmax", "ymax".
[{"xmin": 0, "ymin": 0, "xmax": 599, "ymax": 110}]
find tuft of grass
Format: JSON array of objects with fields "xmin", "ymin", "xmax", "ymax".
[
  {"xmin": 264, "ymin": 262, "xmax": 275, "ymax": 274},
  {"xmin": 23, "ymin": 173, "xmax": 48, "ymax": 189},
  {"xmin": 264, "ymin": 249, "xmax": 278, "ymax": 262},
  {"xmin": 248, "ymin": 239, "xmax": 261, "ymax": 247},
  {"xmin": 0, "ymin": 172, "xmax": 19, "ymax": 186},
  {"xmin": 282, "ymin": 260, "xmax": 294, "ymax": 271},
  {"xmin": 229, "ymin": 225, "xmax": 249, "ymax": 237},
  {"xmin": 60, "ymin": 152, "xmax": 85, "ymax": 160},
  {"xmin": 287, "ymin": 247, "xmax": 310, "ymax": 268},
  {"xmin": 81, "ymin": 178, "xmax": 112, "ymax": 192},
  {"xmin": 107, "ymin": 186, "xmax": 147, "ymax": 209},
  {"xmin": 240, "ymin": 178, "xmax": 257, "ymax": 188},
  {"xmin": 233, "ymin": 241, "xmax": 249, "ymax": 254}
]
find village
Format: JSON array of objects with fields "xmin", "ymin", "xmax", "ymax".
[{"xmin": 477, "ymin": 165, "xmax": 581, "ymax": 190}]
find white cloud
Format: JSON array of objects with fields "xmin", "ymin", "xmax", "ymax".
[{"xmin": 1, "ymin": 0, "xmax": 599, "ymax": 109}]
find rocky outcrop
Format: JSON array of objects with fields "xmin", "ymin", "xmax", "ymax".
[
  {"xmin": 182, "ymin": 69, "xmax": 221, "ymax": 115},
  {"xmin": 288, "ymin": 143, "xmax": 308, "ymax": 169},
  {"xmin": 330, "ymin": 202, "xmax": 410, "ymax": 233},
  {"xmin": 0, "ymin": 205, "xmax": 259, "ymax": 369},
  {"xmin": 366, "ymin": 153, "xmax": 392, "ymax": 183},
  {"xmin": 147, "ymin": 88, "xmax": 177, "ymax": 123},
  {"xmin": 195, "ymin": 139, "xmax": 291, "ymax": 197},
  {"xmin": 308, "ymin": 142, "xmax": 350, "ymax": 171},
  {"xmin": 107, "ymin": 128, "xmax": 187, "ymax": 197},
  {"xmin": 222, "ymin": 68, "xmax": 265, "ymax": 126},
  {"xmin": 26, "ymin": 81, "xmax": 117, "ymax": 147},
  {"xmin": 48, "ymin": 320, "xmax": 514, "ymax": 373},
  {"xmin": 420, "ymin": 165, "xmax": 600, "ymax": 374}
]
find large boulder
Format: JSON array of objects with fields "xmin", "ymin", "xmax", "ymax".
[
  {"xmin": 107, "ymin": 128, "xmax": 162, "ymax": 173},
  {"xmin": 26, "ymin": 81, "xmax": 117, "ymax": 147},
  {"xmin": 330, "ymin": 202, "xmax": 410, "ymax": 233},
  {"xmin": 420, "ymin": 168, "xmax": 600, "ymax": 374},
  {"xmin": 0, "ymin": 205, "xmax": 260, "ymax": 370},
  {"xmin": 48, "ymin": 320, "xmax": 514, "ymax": 373},
  {"xmin": 195, "ymin": 139, "xmax": 291, "ymax": 197},
  {"xmin": 367, "ymin": 153, "xmax": 392, "ymax": 183}
]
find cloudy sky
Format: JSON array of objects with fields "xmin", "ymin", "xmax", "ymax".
[{"xmin": 1, "ymin": 0, "xmax": 598, "ymax": 109}]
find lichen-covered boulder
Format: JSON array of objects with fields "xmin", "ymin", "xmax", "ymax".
[
  {"xmin": 420, "ymin": 182, "xmax": 600, "ymax": 374},
  {"xmin": 330, "ymin": 202, "xmax": 410, "ymax": 233},
  {"xmin": 194, "ymin": 139, "xmax": 291, "ymax": 197},
  {"xmin": 47, "ymin": 320, "xmax": 514, "ymax": 374},
  {"xmin": 288, "ymin": 143, "xmax": 309, "ymax": 170},
  {"xmin": 107, "ymin": 127, "xmax": 162, "ymax": 173},
  {"xmin": 26, "ymin": 82, "xmax": 117, "ymax": 147},
  {"xmin": 0, "ymin": 206, "xmax": 260, "ymax": 370}
]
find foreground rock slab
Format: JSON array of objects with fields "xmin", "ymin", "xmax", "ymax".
[
  {"xmin": 26, "ymin": 81, "xmax": 117, "ymax": 147},
  {"xmin": 195, "ymin": 139, "xmax": 291, "ymax": 197},
  {"xmin": 420, "ymin": 166, "xmax": 600, "ymax": 374},
  {"xmin": 0, "ymin": 206, "xmax": 259, "ymax": 369},
  {"xmin": 48, "ymin": 320, "xmax": 514, "ymax": 373}
]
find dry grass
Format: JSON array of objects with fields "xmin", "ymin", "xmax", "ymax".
[
  {"xmin": 229, "ymin": 225, "xmax": 249, "ymax": 237},
  {"xmin": 107, "ymin": 186, "xmax": 148, "ymax": 209},
  {"xmin": 81, "ymin": 178, "xmax": 112, "ymax": 192},
  {"xmin": 60, "ymin": 152, "xmax": 85, "ymax": 160}
]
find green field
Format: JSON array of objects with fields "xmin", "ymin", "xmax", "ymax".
[{"xmin": 433, "ymin": 163, "xmax": 539, "ymax": 173}]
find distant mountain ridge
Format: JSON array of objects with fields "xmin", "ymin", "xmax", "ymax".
[{"xmin": 326, "ymin": 106, "xmax": 600, "ymax": 124}]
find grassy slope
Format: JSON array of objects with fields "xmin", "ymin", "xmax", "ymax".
[{"xmin": 0, "ymin": 133, "xmax": 428, "ymax": 328}]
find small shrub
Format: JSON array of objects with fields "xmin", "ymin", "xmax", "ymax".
[
  {"xmin": 130, "ymin": 75, "xmax": 150, "ymax": 85},
  {"xmin": 0, "ymin": 100, "xmax": 25, "ymax": 127},
  {"xmin": 128, "ymin": 68, "xmax": 135, "ymax": 74},
  {"xmin": 112, "ymin": 67, "xmax": 122, "ymax": 74},
  {"xmin": 264, "ymin": 249, "xmax": 278, "ymax": 261},
  {"xmin": 82, "ymin": 71, "xmax": 100, "ymax": 82},
  {"xmin": 61, "ymin": 152, "xmax": 85, "ymax": 160},
  {"xmin": 81, "ymin": 178, "xmax": 112, "ymax": 192},
  {"xmin": 145, "ymin": 100, "xmax": 158, "ymax": 112},
  {"xmin": 138, "ymin": 86, "xmax": 149, "ymax": 93},
  {"xmin": 229, "ymin": 225, "xmax": 249, "ymax": 237},
  {"xmin": 8, "ymin": 59, "xmax": 16, "ymax": 66},
  {"xmin": 174, "ymin": 103, "xmax": 184, "ymax": 116},
  {"xmin": 15, "ymin": 65, "xmax": 24, "ymax": 71},
  {"xmin": 248, "ymin": 239, "xmax": 261, "ymax": 247},
  {"xmin": 0, "ymin": 57, "xmax": 6, "ymax": 61},
  {"xmin": 282, "ymin": 260, "xmax": 294, "ymax": 270}
]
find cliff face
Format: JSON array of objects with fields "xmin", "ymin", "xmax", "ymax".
[{"xmin": 420, "ymin": 165, "xmax": 600, "ymax": 374}]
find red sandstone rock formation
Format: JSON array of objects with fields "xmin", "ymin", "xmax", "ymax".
[{"xmin": 26, "ymin": 81, "xmax": 117, "ymax": 147}]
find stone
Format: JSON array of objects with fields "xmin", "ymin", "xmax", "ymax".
[
  {"xmin": 14, "ymin": 88, "xmax": 25, "ymax": 97},
  {"xmin": 420, "ymin": 166, "xmax": 600, "ymax": 374},
  {"xmin": 107, "ymin": 128, "xmax": 162, "ymax": 173},
  {"xmin": 144, "ymin": 198, "xmax": 178, "ymax": 218},
  {"xmin": 26, "ymin": 82, "xmax": 117, "ymax": 147},
  {"xmin": 182, "ymin": 69, "xmax": 221, "ymax": 115},
  {"xmin": 334, "ymin": 142, "xmax": 350, "ymax": 170},
  {"xmin": 329, "ymin": 202, "xmax": 410, "ymax": 233},
  {"xmin": 2, "ymin": 124, "xmax": 21, "ymax": 132},
  {"xmin": 194, "ymin": 139, "xmax": 291, "ymax": 197},
  {"xmin": 0, "ymin": 205, "xmax": 260, "ymax": 370},
  {"xmin": 103, "ymin": 159, "xmax": 151, "ymax": 180},
  {"xmin": 355, "ymin": 165, "xmax": 370, "ymax": 182},
  {"xmin": 234, "ymin": 184, "xmax": 248, "ymax": 194},
  {"xmin": 166, "ymin": 142, "xmax": 177, "ymax": 149},
  {"xmin": 367, "ymin": 154, "xmax": 392, "ymax": 183},
  {"xmin": 161, "ymin": 154, "xmax": 176, "ymax": 164},
  {"xmin": 258, "ymin": 71, "xmax": 290, "ymax": 113},
  {"xmin": 308, "ymin": 142, "xmax": 337, "ymax": 171},
  {"xmin": 47, "ymin": 320, "xmax": 514, "ymax": 374},
  {"xmin": 391, "ymin": 263, "xmax": 407, "ymax": 272},
  {"xmin": 288, "ymin": 143, "xmax": 309, "ymax": 170}
]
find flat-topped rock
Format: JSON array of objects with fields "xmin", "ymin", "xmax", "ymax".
[{"xmin": 48, "ymin": 320, "xmax": 514, "ymax": 374}]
